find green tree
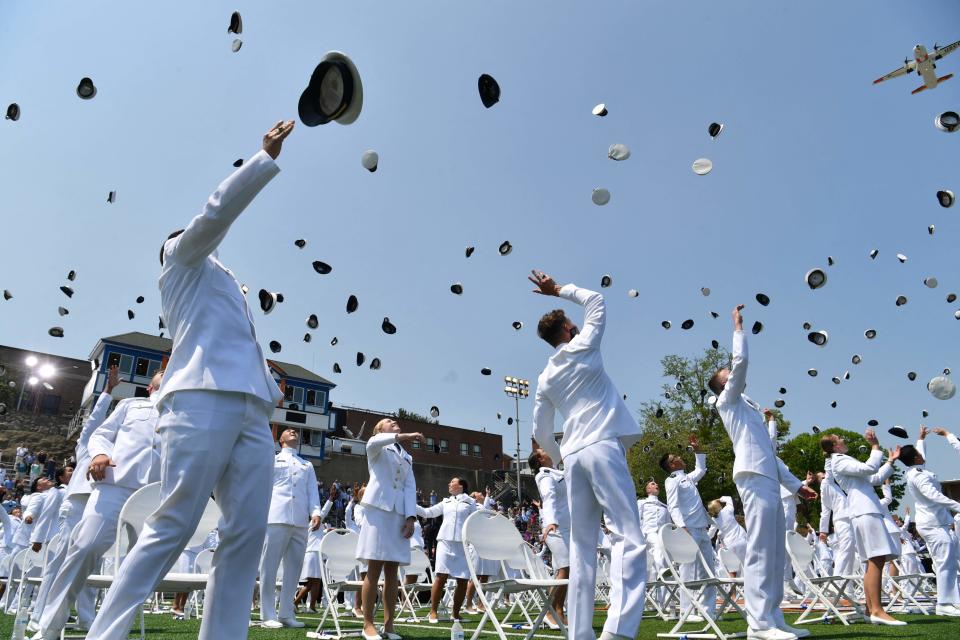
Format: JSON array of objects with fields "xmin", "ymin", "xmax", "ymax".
[
  {"xmin": 628, "ymin": 347, "xmax": 790, "ymax": 505},
  {"xmin": 393, "ymin": 407, "xmax": 439, "ymax": 425},
  {"xmin": 779, "ymin": 428, "xmax": 905, "ymax": 528}
]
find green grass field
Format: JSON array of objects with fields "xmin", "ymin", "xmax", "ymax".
[{"xmin": 1, "ymin": 608, "xmax": 957, "ymax": 639}]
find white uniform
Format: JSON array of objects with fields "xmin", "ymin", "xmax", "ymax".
[
  {"xmin": 712, "ymin": 497, "xmax": 748, "ymax": 564},
  {"xmin": 416, "ymin": 494, "xmax": 477, "ymax": 579},
  {"xmin": 905, "ymin": 439, "xmax": 960, "ymax": 606},
  {"xmin": 37, "ymin": 394, "xmax": 162, "ymax": 640},
  {"xmin": 819, "ymin": 460, "xmax": 857, "ymax": 577},
  {"xmin": 32, "ymin": 391, "xmax": 114, "ymax": 627},
  {"xmin": 665, "ymin": 453, "xmax": 715, "ymax": 617},
  {"xmin": 638, "ymin": 494, "xmax": 671, "ymax": 609},
  {"xmin": 715, "ymin": 330, "xmax": 803, "ymax": 633},
  {"xmin": 358, "ymin": 434, "xmax": 417, "ymax": 565},
  {"xmin": 831, "ymin": 450, "xmax": 897, "ymax": 561},
  {"xmin": 5, "ymin": 491, "xmax": 47, "ymax": 613},
  {"xmin": 535, "ymin": 468, "xmax": 570, "ymax": 570},
  {"xmin": 258, "ymin": 447, "xmax": 324, "ymax": 623},
  {"xmin": 532, "ymin": 284, "xmax": 646, "ymax": 640},
  {"xmin": 85, "ymin": 150, "xmax": 283, "ymax": 640},
  {"xmin": 897, "ymin": 514, "xmax": 921, "ymax": 575}
]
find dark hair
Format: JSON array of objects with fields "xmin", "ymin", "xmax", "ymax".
[
  {"xmin": 820, "ymin": 435, "xmax": 837, "ymax": 454},
  {"xmin": 659, "ymin": 453, "xmax": 672, "ymax": 473},
  {"xmin": 29, "ymin": 478, "xmax": 41, "ymax": 493},
  {"xmin": 55, "ymin": 467, "xmax": 69, "ymax": 483},
  {"xmin": 454, "ymin": 476, "xmax": 469, "ymax": 493},
  {"xmin": 537, "ymin": 309, "xmax": 568, "ymax": 347},
  {"xmin": 527, "ymin": 451, "xmax": 543, "ymax": 474},
  {"xmin": 899, "ymin": 444, "xmax": 921, "ymax": 467},
  {"xmin": 160, "ymin": 229, "xmax": 185, "ymax": 265},
  {"xmin": 708, "ymin": 369, "xmax": 727, "ymax": 396}
]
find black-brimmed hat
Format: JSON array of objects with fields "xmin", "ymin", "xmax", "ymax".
[{"xmin": 298, "ymin": 52, "xmax": 363, "ymax": 126}]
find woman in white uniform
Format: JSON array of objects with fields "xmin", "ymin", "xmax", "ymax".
[
  {"xmin": 823, "ymin": 428, "xmax": 904, "ymax": 625},
  {"xmin": 416, "ymin": 477, "xmax": 478, "ymax": 623},
  {"xmin": 531, "ymin": 449, "xmax": 569, "ymax": 628},
  {"xmin": 357, "ymin": 419, "xmax": 423, "ymax": 640}
]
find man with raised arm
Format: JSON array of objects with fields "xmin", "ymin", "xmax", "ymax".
[
  {"xmin": 82, "ymin": 121, "xmax": 295, "ymax": 640},
  {"xmin": 530, "ymin": 270, "xmax": 645, "ymax": 640},
  {"xmin": 708, "ymin": 305, "xmax": 817, "ymax": 640},
  {"xmin": 662, "ymin": 435, "xmax": 715, "ymax": 621},
  {"xmin": 899, "ymin": 427, "xmax": 960, "ymax": 616}
]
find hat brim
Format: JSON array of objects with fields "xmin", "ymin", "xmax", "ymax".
[{"xmin": 299, "ymin": 52, "xmax": 363, "ymax": 126}]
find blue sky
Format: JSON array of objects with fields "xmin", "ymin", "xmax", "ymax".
[{"xmin": 2, "ymin": 1, "xmax": 960, "ymax": 488}]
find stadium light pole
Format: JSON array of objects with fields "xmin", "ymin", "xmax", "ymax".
[{"xmin": 503, "ymin": 376, "xmax": 529, "ymax": 505}]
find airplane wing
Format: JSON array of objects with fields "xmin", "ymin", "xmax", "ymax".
[
  {"xmin": 873, "ymin": 61, "xmax": 915, "ymax": 84},
  {"xmin": 933, "ymin": 39, "xmax": 960, "ymax": 60}
]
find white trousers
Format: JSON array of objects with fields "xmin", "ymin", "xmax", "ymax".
[
  {"xmin": 30, "ymin": 494, "xmax": 96, "ymax": 628},
  {"xmin": 679, "ymin": 527, "xmax": 716, "ymax": 617},
  {"xmin": 258, "ymin": 523, "xmax": 308, "ymax": 621},
  {"xmin": 919, "ymin": 524, "xmax": 959, "ymax": 605},
  {"xmin": 782, "ymin": 498, "xmax": 797, "ymax": 583},
  {"xmin": 831, "ymin": 518, "xmax": 856, "ymax": 576},
  {"xmin": 84, "ymin": 390, "xmax": 274, "ymax": 640},
  {"xmin": 37, "ymin": 485, "xmax": 134, "ymax": 639},
  {"xmin": 737, "ymin": 473, "xmax": 786, "ymax": 631},
  {"xmin": 566, "ymin": 438, "xmax": 646, "ymax": 640},
  {"xmin": 645, "ymin": 535, "xmax": 670, "ymax": 609}
]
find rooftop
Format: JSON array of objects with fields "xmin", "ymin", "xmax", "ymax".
[{"xmin": 267, "ymin": 360, "xmax": 336, "ymax": 387}]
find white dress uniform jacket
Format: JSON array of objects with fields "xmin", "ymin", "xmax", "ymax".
[
  {"xmin": 31, "ymin": 486, "xmax": 66, "ymax": 544},
  {"xmin": 665, "ymin": 453, "xmax": 709, "ymax": 529},
  {"xmin": 87, "ymin": 394, "xmax": 162, "ymax": 489},
  {"xmin": 830, "ymin": 450, "xmax": 893, "ymax": 516},
  {"xmin": 534, "ymin": 468, "xmax": 570, "ymax": 530},
  {"xmin": 416, "ymin": 493, "xmax": 477, "ymax": 541},
  {"xmin": 361, "ymin": 433, "xmax": 417, "ymax": 518},
  {"xmin": 267, "ymin": 448, "xmax": 322, "ymax": 525},
  {"xmin": 905, "ymin": 463, "xmax": 960, "ymax": 527},
  {"xmin": 156, "ymin": 149, "xmax": 283, "ymax": 407},
  {"xmin": 716, "ymin": 331, "xmax": 802, "ymax": 492},
  {"xmin": 532, "ymin": 285, "xmax": 640, "ymax": 463},
  {"xmin": 13, "ymin": 492, "xmax": 45, "ymax": 548},
  {"xmin": 638, "ymin": 495, "xmax": 671, "ymax": 539},
  {"xmin": 713, "ymin": 497, "xmax": 748, "ymax": 556},
  {"xmin": 66, "ymin": 391, "xmax": 115, "ymax": 499}
]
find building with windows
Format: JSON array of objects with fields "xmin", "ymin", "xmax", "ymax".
[{"xmin": 77, "ymin": 332, "xmax": 336, "ymax": 457}]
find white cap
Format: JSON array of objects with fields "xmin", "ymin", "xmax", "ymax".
[
  {"xmin": 361, "ymin": 150, "xmax": 379, "ymax": 172},
  {"xmin": 692, "ymin": 158, "xmax": 713, "ymax": 175},
  {"xmin": 927, "ymin": 375, "xmax": 956, "ymax": 400},
  {"xmin": 924, "ymin": 277, "xmax": 938, "ymax": 288},
  {"xmin": 627, "ymin": 289, "xmax": 639, "ymax": 298},
  {"xmin": 608, "ymin": 143, "xmax": 630, "ymax": 161},
  {"xmin": 592, "ymin": 103, "xmax": 607, "ymax": 117},
  {"xmin": 592, "ymin": 188, "xmax": 611, "ymax": 205}
]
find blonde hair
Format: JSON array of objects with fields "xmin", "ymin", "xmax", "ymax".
[
  {"xmin": 706, "ymin": 499, "xmax": 723, "ymax": 518},
  {"xmin": 373, "ymin": 418, "xmax": 396, "ymax": 435}
]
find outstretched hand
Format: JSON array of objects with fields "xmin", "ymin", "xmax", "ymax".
[
  {"xmin": 797, "ymin": 485, "xmax": 818, "ymax": 501},
  {"xmin": 263, "ymin": 120, "xmax": 295, "ymax": 160},
  {"xmin": 732, "ymin": 304, "xmax": 744, "ymax": 330},
  {"xmin": 529, "ymin": 270, "xmax": 561, "ymax": 296},
  {"xmin": 887, "ymin": 446, "xmax": 901, "ymax": 463}
]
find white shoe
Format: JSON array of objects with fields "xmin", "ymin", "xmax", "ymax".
[
  {"xmin": 747, "ymin": 629, "xmax": 797, "ymax": 640},
  {"xmin": 261, "ymin": 619, "xmax": 284, "ymax": 629},
  {"xmin": 779, "ymin": 625, "xmax": 810, "ymax": 638},
  {"xmin": 427, "ymin": 615, "xmax": 439, "ymax": 624},
  {"xmin": 26, "ymin": 621, "xmax": 40, "ymax": 634},
  {"xmin": 868, "ymin": 615, "xmax": 907, "ymax": 626},
  {"xmin": 685, "ymin": 614, "xmax": 705, "ymax": 623},
  {"xmin": 935, "ymin": 604, "xmax": 960, "ymax": 617},
  {"xmin": 599, "ymin": 632, "xmax": 632, "ymax": 640},
  {"xmin": 279, "ymin": 617, "xmax": 305, "ymax": 628}
]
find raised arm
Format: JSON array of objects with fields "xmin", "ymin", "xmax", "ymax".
[
  {"xmin": 688, "ymin": 452, "xmax": 708, "ymax": 484},
  {"xmin": 533, "ymin": 386, "xmax": 562, "ymax": 464},
  {"xmin": 528, "ymin": 270, "xmax": 605, "ymax": 350},
  {"xmin": 879, "ymin": 482, "xmax": 893, "ymax": 507},
  {"xmin": 79, "ymin": 366, "xmax": 120, "ymax": 452},
  {"xmin": 723, "ymin": 306, "xmax": 748, "ymax": 400},
  {"xmin": 164, "ymin": 122, "xmax": 292, "ymax": 267},
  {"xmin": 931, "ymin": 427, "xmax": 960, "ymax": 457}
]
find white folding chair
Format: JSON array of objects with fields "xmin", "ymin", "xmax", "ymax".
[
  {"xmin": 10, "ymin": 545, "xmax": 42, "ymax": 615},
  {"xmin": 83, "ymin": 482, "xmax": 219, "ymax": 640},
  {"xmin": 307, "ymin": 529, "xmax": 364, "ymax": 639},
  {"xmin": 715, "ymin": 547, "xmax": 745, "ymax": 617},
  {"xmin": 461, "ymin": 510, "xmax": 567, "ymax": 640},
  {"xmin": 657, "ymin": 524, "xmax": 747, "ymax": 640},
  {"xmin": 885, "ymin": 556, "xmax": 934, "ymax": 614},
  {"xmin": 189, "ymin": 548, "xmax": 216, "ymax": 619},
  {"xmin": 785, "ymin": 531, "xmax": 863, "ymax": 626},
  {"xmin": 397, "ymin": 547, "xmax": 432, "ymax": 622}
]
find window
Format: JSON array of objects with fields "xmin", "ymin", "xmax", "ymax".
[
  {"xmin": 119, "ymin": 354, "xmax": 133, "ymax": 375},
  {"xmin": 306, "ymin": 389, "xmax": 316, "ymax": 405},
  {"xmin": 473, "ymin": 444, "xmax": 482, "ymax": 457},
  {"xmin": 459, "ymin": 443, "xmax": 469, "ymax": 456},
  {"xmin": 284, "ymin": 385, "xmax": 295, "ymax": 401},
  {"xmin": 107, "ymin": 352, "xmax": 121, "ymax": 368},
  {"xmin": 293, "ymin": 387, "xmax": 304, "ymax": 404},
  {"xmin": 135, "ymin": 357, "xmax": 150, "ymax": 376},
  {"xmin": 439, "ymin": 439, "xmax": 448, "ymax": 453},
  {"xmin": 411, "ymin": 439, "xmax": 420, "ymax": 449},
  {"xmin": 426, "ymin": 437, "xmax": 435, "ymax": 452},
  {"xmin": 314, "ymin": 390, "xmax": 326, "ymax": 407},
  {"xmin": 146, "ymin": 360, "xmax": 161, "ymax": 377}
]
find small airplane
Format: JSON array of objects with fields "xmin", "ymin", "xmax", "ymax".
[{"xmin": 873, "ymin": 40, "xmax": 960, "ymax": 94}]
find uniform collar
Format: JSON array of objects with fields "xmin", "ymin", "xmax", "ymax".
[
  {"xmin": 278, "ymin": 447, "xmax": 299, "ymax": 460},
  {"xmin": 644, "ymin": 495, "xmax": 665, "ymax": 505}
]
